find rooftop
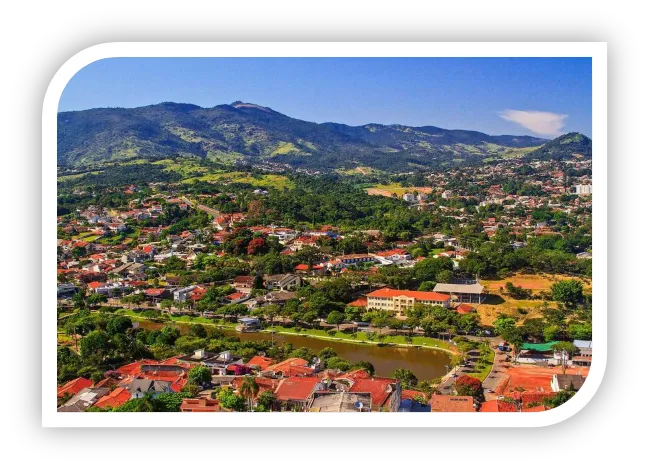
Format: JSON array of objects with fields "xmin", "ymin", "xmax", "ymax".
[
  {"xmin": 433, "ymin": 283, "xmax": 485, "ymax": 295},
  {"xmin": 367, "ymin": 287, "xmax": 450, "ymax": 302},
  {"xmin": 430, "ymin": 395, "xmax": 475, "ymax": 412}
]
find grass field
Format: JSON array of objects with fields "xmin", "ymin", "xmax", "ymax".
[
  {"xmin": 476, "ymin": 273, "xmax": 591, "ymax": 326},
  {"xmin": 181, "ymin": 171, "xmax": 294, "ymax": 190}
]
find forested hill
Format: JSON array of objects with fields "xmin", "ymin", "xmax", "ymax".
[
  {"xmin": 524, "ymin": 132, "xmax": 593, "ymax": 160},
  {"xmin": 57, "ymin": 101, "xmax": 589, "ymax": 171}
]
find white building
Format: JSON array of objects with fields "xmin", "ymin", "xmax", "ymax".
[
  {"xmin": 403, "ymin": 193, "xmax": 415, "ymax": 203},
  {"xmin": 574, "ymin": 184, "xmax": 592, "ymax": 195}
]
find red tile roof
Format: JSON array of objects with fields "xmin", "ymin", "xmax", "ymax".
[
  {"xmin": 144, "ymin": 288, "xmax": 165, "ymax": 296},
  {"xmin": 401, "ymin": 389, "xmax": 427, "ymax": 402},
  {"xmin": 367, "ymin": 287, "xmax": 450, "ymax": 302},
  {"xmin": 480, "ymin": 400, "xmax": 517, "ymax": 412},
  {"xmin": 295, "ymin": 264, "xmax": 310, "ymax": 271},
  {"xmin": 456, "ymin": 304, "xmax": 476, "ymax": 314},
  {"xmin": 57, "ymin": 377, "xmax": 93, "ymax": 398},
  {"xmin": 274, "ymin": 377, "xmax": 321, "ymax": 402},
  {"xmin": 349, "ymin": 377, "xmax": 398, "ymax": 408},
  {"xmin": 265, "ymin": 357, "xmax": 311, "ymax": 376},
  {"xmin": 180, "ymin": 398, "xmax": 221, "ymax": 412},
  {"xmin": 347, "ymin": 297, "xmax": 368, "ymax": 308},
  {"xmin": 232, "ymin": 376, "xmax": 279, "ymax": 394},
  {"xmin": 246, "ymin": 355, "xmax": 276, "ymax": 371},
  {"xmin": 93, "ymin": 387, "xmax": 131, "ymax": 409},
  {"xmin": 430, "ymin": 395, "xmax": 475, "ymax": 412}
]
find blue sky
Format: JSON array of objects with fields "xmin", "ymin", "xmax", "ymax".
[{"xmin": 59, "ymin": 57, "xmax": 592, "ymax": 137}]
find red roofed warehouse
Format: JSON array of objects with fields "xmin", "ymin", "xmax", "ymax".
[{"xmin": 366, "ymin": 288, "xmax": 450, "ymax": 317}]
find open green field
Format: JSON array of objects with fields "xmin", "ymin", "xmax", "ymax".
[{"xmin": 181, "ymin": 171, "xmax": 294, "ymax": 190}]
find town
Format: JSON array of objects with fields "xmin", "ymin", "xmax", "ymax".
[{"xmin": 56, "ymin": 152, "xmax": 592, "ymax": 413}]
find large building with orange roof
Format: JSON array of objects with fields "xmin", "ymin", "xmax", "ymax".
[{"xmin": 366, "ymin": 287, "xmax": 450, "ymax": 316}]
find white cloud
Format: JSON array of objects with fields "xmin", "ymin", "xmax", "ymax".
[{"xmin": 498, "ymin": 109, "xmax": 568, "ymax": 137}]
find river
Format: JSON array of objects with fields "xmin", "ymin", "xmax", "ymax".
[{"xmin": 136, "ymin": 320, "xmax": 452, "ymax": 380}]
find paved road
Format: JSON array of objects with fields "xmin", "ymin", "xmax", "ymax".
[
  {"xmin": 437, "ymin": 338, "xmax": 504, "ymax": 396},
  {"xmin": 482, "ymin": 340, "xmax": 510, "ymax": 401}
]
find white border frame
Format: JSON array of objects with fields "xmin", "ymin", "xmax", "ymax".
[{"xmin": 43, "ymin": 42, "xmax": 606, "ymax": 427}]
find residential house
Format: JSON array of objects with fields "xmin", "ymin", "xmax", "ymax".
[
  {"xmin": 335, "ymin": 254, "xmax": 375, "ymax": 267},
  {"xmin": 265, "ymin": 273, "xmax": 301, "ymax": 291},
  {"xmin": 551, "ymin": 374, "xmax": 586, "ymax": 392},
  {"xmin": 274, "ymin": 376, "xmax": 323, "ymax": 411},
  {"xmin": 366, "ymin": 288, "xmax": 451, "ymax": 317},
  {"xmin": 57, "ymin": 377, "xmax": 93, "ymax": 400},
  {"xmin": 177, "ymin": 349, "xmax": 244, "ymax": 376},
  {"xmin": 308, "ymin": 392, "xmax": 372, "ymax": 412},
  {"xmin": 57, "ymin": 387, "xmax": 110, "ymax": 412},
  {"xmin": 263, "ymin": 290, "xmax": 297, "ymax": 306},
  {"xmin": 233, "ymin": 275, "xmax": 255, "ymax": 289},
  {"xmin": 93, "ymin": 387, "xmax": 132, "ymax": 410},
  {"xmin": 430, "ymin": 395, "xmax": 476, "ymax": 412},
  {"xmin": 264, "ymin": 357, "xmax": 316, "ymax": 378},
  {"xmin": 180, "ymin": 397, "xmax": 222, "ymax": 412},
  {"xmin": 123, "ymin": 378, "xmax": 174, "ymax": 398},
  {"xmin": 173, "ymin": 285, "xmax": 196, "ymax": 303},
  {"xmin": 246, "ymin": 355, "xmax": 276, "ymax": 371}
]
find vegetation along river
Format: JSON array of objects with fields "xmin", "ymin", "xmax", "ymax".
[{"xmin": 136, "ymin": 320, "xmax": 452, "ymax": 380}]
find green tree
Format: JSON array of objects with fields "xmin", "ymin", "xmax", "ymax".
[
  {"xmin": 543, "ymin": 325, "xmax": 560, "ymax": 342},
  {"xmin": 414, "ymin": 257, "xmax": 454, "ymax": 282},
  {"xmin": 436, "ymin": 270, "xmax": 453, "ymax": 284},
  {"xmin": 79, "ymin": 330, "xmax": 112, "ymax": 365},
  {"xmin": 86, "ymin": 293, "xmax": 107, "ymax": 306},
  {"xmin": 393, "ymin": 368, "xmax": 418, "ymax": 388},
  {"xmin": 551, "ymin": 280, "xmax": 584, "ymax": 305},
  {"xmin": 371, "ymin": 313, "xmax": 391, "ymax": 335},
  {"xmin": 318, "ymin": 347, "xmax": 338, "ymax": 361},
  {"xmin": 493, "ymin": 315, "xmax": 517, "ymax": 336},
  {"xmin": 115, "ymin": 396, "xmax": 155, "ymax": 412},
  {"xmin": 255, "ymin": 390, "xmax": 277, "ymax": 412},
  {"xmin": 325, "ymin": 356, "xmax": 351, "ymax": 371},
  {"xmin": 106, "ymin": 316, "xmax": 133, "ymax": 335},
  {"xmin": 159, "ymin": 299, "xmax": 174, "ymax": 314},
  {"xmin": 326, "ymin": 311, "xmax": 345, "ymax": 330},
  {"xmin": 189, "ymin": 324, "xmax": 207, "ymax": 338},
  {"xmin": 418, "ymin": 281, "xmax": 437, "ymax": 292},
  {"xmin": 153, "ymin": 392, "xmax": 194, "ymax": 412},
  {"xmin": 188, "ymin": 365, "xmax": 212, "ymax": 385},
  {"xmin": 217, "ymin": 387, "xmax": 246, "ymax": 412},
  {"xmin": 351, "ymin": 361, "xmax": 375, "ymax": 375},
  {"xmin": 552, "ymin": 341, "xmax": 580, "ymax": 374},
  {"xmin": 239, "ymin": 376, "xmax": 259, "ymax": 411}
]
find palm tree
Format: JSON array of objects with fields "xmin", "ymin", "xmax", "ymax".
[{"xmin": 239, "ymin": 376, "xmax": 259, "ymax": 412}]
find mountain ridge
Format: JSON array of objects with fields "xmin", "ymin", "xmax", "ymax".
[{"xmin": 57, "ymin": 101, "xmax": 589, "ymax": 171}]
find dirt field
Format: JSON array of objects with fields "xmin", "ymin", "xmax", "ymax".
[
  {"xmin": 365, "ymin": 185, "xmax": 434, "ymax": 198},
  {"xmin": 494, "ymin": 364, "xmax": 590, "ymax": 395},
  {"xmin": 476, "ymin": 274, "xmax": 592, "ymax": 326},
  {"xmin": 366, "ymin": 188, "xmax": 394, "ymax": 197},
  {"xmin": 482, "ymin": 273, "xmax": 592, "ymax": 294}
]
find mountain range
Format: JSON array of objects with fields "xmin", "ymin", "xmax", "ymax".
[{"xmin": 57, "ymin": 101, "xmax": 591, "ymax": 172}]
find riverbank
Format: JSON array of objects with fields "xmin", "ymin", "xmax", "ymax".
[{"xmin": 108, "ymin": 308, "xmax": 458, "ymax": 355}]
